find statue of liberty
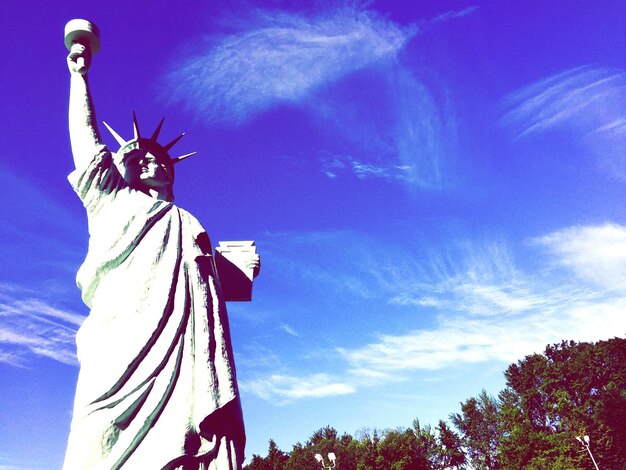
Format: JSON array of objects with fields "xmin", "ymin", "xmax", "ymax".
[{"xmin": 62, "ymin": 20, "xmax": 258, "ymax": 470}]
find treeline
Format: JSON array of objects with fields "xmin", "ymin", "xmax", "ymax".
[{"xmin": 244, "ymin": 337, "xmax": 626, "ymax": 469}]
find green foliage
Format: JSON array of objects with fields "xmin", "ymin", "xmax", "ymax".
[
  {"xmin": 434, "ymin": 420, "xmax": 466, "ymax": 469},
  {"xmin": 244, "ymin": 422, "xmax": 464, "ymax": 470},
  {"xmin": 283, "ymin": 426, "xmax": 337, "ymax": 470},
  {"xmin": 451, "ymin": 390, "xmax": 501, "ymax": 469},
  {"xmin": 246, "ymin": 439, "xmax": 289, "ymax": 470},
  {"xmin": 451, "ymin": 337, "xmax": 626, "ymax": 469},
  {"xmin": 376, "ymin": 427, "xmax": 426, "ymax": 469},
  {"xmin": 244, "ymin": 338, "xmax": 625, "ymax": 470},
  {"xmin": 498, "ymin": 338, "xmax": 626, "ymax": 469}
]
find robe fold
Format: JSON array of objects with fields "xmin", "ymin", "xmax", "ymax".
[{"xmin": 63, "ymin": 146, "xmax": 244, "ymax": 470}]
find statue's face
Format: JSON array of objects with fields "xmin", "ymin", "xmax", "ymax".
[{"xmin": 118, "ymin": 148, "xmax": 174, "ymax": 191}]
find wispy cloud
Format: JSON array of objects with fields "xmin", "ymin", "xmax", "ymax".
[
  {"xmin": 0, "ymin": 458, "xmax": 34, "ymax": 470},
  {"xmin": 351, "ymin": 161, "xmax": 393, "ymax": 180},
  {"xmin": 0, "ymin": 452, "xmax": 39, "ymax": 470},
  {"xmin": 241, "ymin": 372, "xmax": 355, "ymax": 404},
  {"xmin": 259, "ymin": 230, "xmax": 398, "ymax": 300},
  {"xmin": 277, "ymin": 323, "xmax": 299, "ymax": 337},
  {"xmin": 166, "ymin": 8, "xmax": 413, "ymax": 122},
  {"xmin": 0, "ymin": 168, "xmax": 85, "ymax": 368},
  {"xmin": 164, "ymin": 6, "xmax": 459, "ymax": 189},
  {"xmin": 430, "ymin": 6, "xmax": 479, "ymax": 24},
  {"xmin": 389, "ymin": 240, "xmax": 582, "ymax": 317},
  {"xmin": 246, "ymin": 224, "xmax": 626, "ymax": 402},
  {"xmin": 236, "ymin": 341, "xmax": 283, "ymax": 371},
  {"xmin": 390, "ymin": 68, "xmax": 458, "ymax": 189},
  {"xmin": 321, "ymin": 155, "xmax": 415, "ymax": 182},
  {"xmin": 314, "ymin": 66, "xmax": 456, "ymax": 189},
  {"xmin": 320, "ymin": 155, "xmax": 347, "ymax": 179},
  {"xmin": 502, "ymin": 66, "xmax": 626, "ymax": 179},
  {"xmin": 0, "ymin": 285, "xmax": 84, "ymax": 367},
  {"xmin": 533, "ymin": 223, "xmax": 626, "ymax": 290},
  {"xmin": 350, "ymin": 3, "xmax": 479, "ymax": 186},
  {"xmin": 340, "ymin": 225, "xmax": 626, "ymax": 379},
  {"xmin": 340, "ymin": 294, "xmax": 623, "ymax": 377}
]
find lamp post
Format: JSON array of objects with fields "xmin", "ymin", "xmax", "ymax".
[
  {"xmin": 314, "ymin": 452, "xmax": 337, "ymax": 469},
  {"xmin": 575, "ymin": 435, "xmax": 600, "ymax": 470}
]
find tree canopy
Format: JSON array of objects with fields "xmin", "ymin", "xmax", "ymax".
[
  {"xmin": 244, "ymin": 337, "xmax": 625, "ymax": 470},
  {"xmin": 496, "ymin": 338, "xmax": 626, "ymax": 469}
]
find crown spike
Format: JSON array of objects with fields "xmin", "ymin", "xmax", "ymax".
[
  {"xmin": 171, "ymin": 152, "xmax": 198, "ymax": 164},
  {"xmin": 132, "ymin": 111, "xmax": 141, "ymax": 139},
  {"xmin": 151, "ymin": 117, "xmax": 165, "ymax": 141},
  {"xmin": 103, "ymin": 121, "xmax": 127, "ymax": 146},
  {"xmin": 164, "ymin": 133, "xmax": 185, "ymax": 151}
]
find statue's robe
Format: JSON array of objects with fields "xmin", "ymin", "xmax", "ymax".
[{"xmin": 63, "ymin": 147, "xmax": 245, "ymax": 470}]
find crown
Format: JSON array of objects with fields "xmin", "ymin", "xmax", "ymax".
[{"xmin": 103, "ymin": 112, "xmax": 197, "ymax": 164}]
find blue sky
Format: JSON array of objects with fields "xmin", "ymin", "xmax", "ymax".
[{"xmin": 1, "ymin": 1, "xmax": 625, "ymax": 468}]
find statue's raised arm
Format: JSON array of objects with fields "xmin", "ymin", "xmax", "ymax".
[{"xmin": 66, "ymin": 20, "xmax": 102, "ymax": 170}]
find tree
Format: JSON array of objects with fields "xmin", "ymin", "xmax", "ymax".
[
  {"xmin": 246, "ymin": 337, "xmax": 625, "ymax": 470},
  {"xmin": 284, "ymin": 426, "xmax": 357, "ymax": 470},
  {"xmin": 451, "ymin": 390, "xmax": 501, "ymax": 469},
  {"xmin": 433, "ymin": 420, "xmax": 466, "ymax": 469},
  {"xmin": 376, "ymin": 427, "xmax": 426, "ymax": 470},
  {"xmin": 353, "ymin": 428, "xmax": 381, "ymax": 470},
  {"xmin": 498, "ymin": 338, "xmax": 626, "ymax": 469},
  {"xmin": 245, "ymin": 439, "xmax": 288, "ymax": 470}
]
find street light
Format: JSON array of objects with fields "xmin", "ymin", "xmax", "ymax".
[
  {"xmin": 314, "ymin": 452, "xmax": 337, "ymax": 469},
  {"xmin": 575, "ymin": 435, "xmax": 600, "ymax": 470}
]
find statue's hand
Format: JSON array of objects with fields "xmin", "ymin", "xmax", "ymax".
[
  {"xmin": 244, "ymin": 254, "xmax": 261, "ymax": 278},
  {"xmin": 67, "ymin": 42, "xmax": 91, "ymax": 75}
]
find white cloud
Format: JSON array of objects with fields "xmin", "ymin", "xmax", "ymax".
[
  {"xmin": 242, "ymin": 225, "xmax": 626, "ymax": 403},
  {"xmin": 277, "ymin": 323, "xmax": 299, "ymax": 337},
  {"xmin": 241, "ymin": 372, "xmax": 355, "ymax": 404},
  {"xmin": 236, "ymin": 342, "xmax": 283, "ymax": 371},
  {"xmin": 339, "ymin": 296, "xmax": 624, "ymax": 375},
  {"xmin": 533, "ymin": 223, "xmax": 626, "ymax": 289},
  {"xmin": 320, "ymin": 154, "xmax": 420, "ymax": 183},
  {"xmin": 320, "ymin": 156, "xmax": 347, "ymax": 178},
  {"xmin": 339, "ymin": 224, "xmax": 626, "ymax": 379},
  {"xmin": 596, "ymin": 118, "xmax": 626, "ymax": 135},
  {"xmin": 0, "ymin": 169, "xmax": 85, "ymax": 366},
  {"xmin": 314, "ymin": 67, "xmax": 456, "ymax": 189},
  {"xmin": 389, "ymin": 239, "xmax": 553, "ymax": 316},
  {"xmin": 431, "ymin": 6, "xmax": 479, "ymax": 24},
  {"xmin": 502, "ymin": 66, "xmax": 626, "ymax": 179},
  {"xmin": 502, "ymin": 66, "xmax": 626, "ymax": 136},
  {"xmin": 166, "ymin": 8, "xmax": 413, "ymax": 122},
  {"xmin": 0, "ymin": 286, "xmax": 84, "ymax": 366},
  {"xmin": 391, "ymin": 69, "xmax": 453, "ymax": 188},
  {"xmin": 392, "ymin": 280, "xmax": 556, "ymax": 316},
  {"xmin": 165, "ymin": 7, "xmax": 457, "ymax": 189},
  {"xmin": 351, "ymin": 161, "xmax": 392, "ymax": 180},
  {"xmin": 260, "ymin": 230, "xmax": 382, "ymax": 300},
  {"xmin": 0, "ymin": 452, "xmax": 38, "ymax": 470}
]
